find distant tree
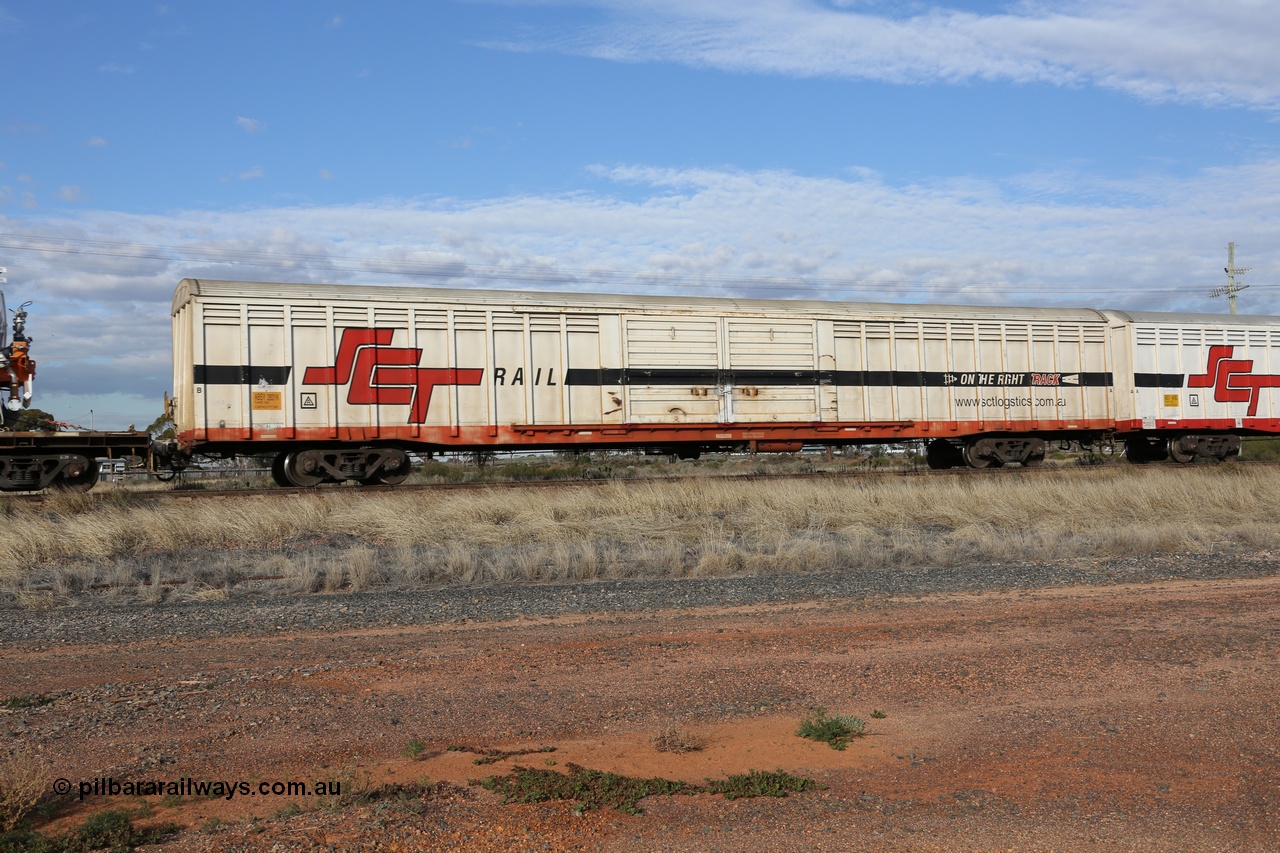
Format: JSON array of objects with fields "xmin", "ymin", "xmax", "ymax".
[
  {"xmin": 10, "ymin": 406, "xmax": 59, "ymax": 431},
  {"xmin": 146, "ymin": 409, "xmax": 175, "ymax": 440}
]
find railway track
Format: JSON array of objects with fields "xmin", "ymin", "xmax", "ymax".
[{"xmin": 6, "ymin": 456, "xmax": 1260, "ymax": 503}]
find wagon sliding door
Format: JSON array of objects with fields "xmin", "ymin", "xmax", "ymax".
[
  {"xmin": 623, "ymin": 316, "xmax": 720, "ymax": 424},
  {"xmin": 725, "ymin": 319, "xmax": 818, "ymax": 423}
]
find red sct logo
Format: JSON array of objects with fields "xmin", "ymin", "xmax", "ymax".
[
  {"xmin": 302, "ymin": 329, "xmax": 483, "ymax": 424},
  {"xmin": 1188, "ymin": 345, "xmax": 1280, "ymax": 417}
]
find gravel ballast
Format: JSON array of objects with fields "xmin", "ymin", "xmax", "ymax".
[{"xmin": 4, "ymin": 550, "xmax": 1274, "ymax": 646}]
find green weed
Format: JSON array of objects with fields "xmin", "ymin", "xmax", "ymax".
[
  {"xmin": 703, "ymin": 769, "xmax": 823, "ymax": 800},
  {"xmin": 0, "ymin": 808, "xmax": 176, "ymax": 853},
  {"xmin": 796, "ymin": 707, "xmax": 866, "ymax": 750},
  {"xmin": 472, "ymin": 763, "xmax": 821, "ymax": 816},
  {"xmin": 472, "ymin": 763, "xmax": 689, "ymax": 816},
  {"xmin": 401, "ymin": 738, "xmax": 427, "ymax": 759}
]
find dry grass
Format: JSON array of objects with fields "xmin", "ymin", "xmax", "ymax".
[
  {"xmin": 0, "ymin": 748, "xmax": 47, "ymax": 831},
  {"xmin": 4, "ymin": 465, "xmax": 1280, "ymax": 604},
  {"xmin": 651, "ymin": 725, "xmax": 708, "ymax": 754}
]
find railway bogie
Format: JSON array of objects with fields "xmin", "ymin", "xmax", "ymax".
[
  {"xmin": 268, "ymin": 446, "xmax": 412, "ymax": 488},
  {"xmin": 0, "ymin": 434, "xmax": 151, "ymax": 491},
  {"xmin": 931, "ymin": 435, "xmax": 1050, "ymax": 470},
  {"xmin": 1127, "ymin": 432, "xmax": 1240, "ymax": 465},
  {"xmin": 0, "ymin": 452, "xmax": 94, "ymax": 491}
]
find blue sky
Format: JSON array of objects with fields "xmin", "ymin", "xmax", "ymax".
[{"xmin": 2, "ymin": 0, "xmax": 1279, "ymax": 428}]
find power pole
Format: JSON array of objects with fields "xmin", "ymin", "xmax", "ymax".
[{"xmin": 1210, "ymin": 242, "xmax": 1250, "ymax": 314}]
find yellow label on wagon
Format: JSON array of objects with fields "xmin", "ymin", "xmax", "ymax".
[
  {"xmin": 252, "ymin": 391, "xmax": 283, "ymax": 410},
  {"xmin": 1163, "ymin": 393, "xmax": 1180, "ymax": 407}
]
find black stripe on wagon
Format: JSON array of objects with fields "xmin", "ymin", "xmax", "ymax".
[
  {"xmin": 835, "ymin": 371, "xmax": 1114, "ymax": 388},
  {"xmin": 565, "ymin": 368, "xmax": 823, "ymax": 386},
  {"xmin": 566, "ymin": 368, "xmax": 1114, "ymax": 388},
  {"xmin": 1133, "ymin": 373, "xmax": 1186, "ymax": 388},
  {"xmin": 194, "ymin": 365, "xmax": 293, "ymax": 385}
]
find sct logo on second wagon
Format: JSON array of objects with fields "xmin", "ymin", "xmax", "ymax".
[
  {"xmin": 302, "ymin": 328, "xmax": 483, "ymax": 423},
  {"xmin": 1188, "ymin": 345, "xmax": 1280, "ymax": 417}
]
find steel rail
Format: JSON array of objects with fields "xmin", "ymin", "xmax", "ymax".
[{"xmin": 6, "ymin": 457, "xmax": 1262, "ymax": 503}]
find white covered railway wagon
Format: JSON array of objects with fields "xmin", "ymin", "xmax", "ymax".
[
  {"xmin": 168, "ymin": 280, "xmax": 1119, "ymax": 484},
  {"xmin": 1105, "ymin": 310, "xmax": 1280, "ymax": 462}
]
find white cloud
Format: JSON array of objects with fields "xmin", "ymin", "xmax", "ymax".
[
  {"xmin": 319, "ymin": 169, "xmax": 335, "ymax": 180},
  {"xmin": 236, "ymin": 116, "xmax": 266, "ymax": 133},
  {"xmin": 328, "ymin": 14, "xmax": 344, "ymax": 28},
  {"xmin": 58, "ymin": 186, "xmax": 82, "ymax": 202},
  {"xmin": 99, "ymin": 62, "xmax": 136, "ymax": 74},
  {"xmin": 86, "ymin": 136, "xmax": 108, "ymax": 147},
  {"xmin": 239, "ymin": 166, "xmax": 265, "ymax": 180},
  {"xmin": 490, "ymin": 0, "xmax": 1280, "ymax": 109}
]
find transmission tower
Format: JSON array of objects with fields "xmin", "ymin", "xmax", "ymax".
[{"xmin": 1210, "ymin": 242, "xmax": 1250, "ymax": 314}]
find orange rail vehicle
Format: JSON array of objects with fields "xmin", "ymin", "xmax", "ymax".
[
  {"xmin": 0, "ymin": 292, "xmax": 152, "ymax": 491},
  {"xmin": 0, "ymin": 295, "xmax": 35, "ymax": 425}
]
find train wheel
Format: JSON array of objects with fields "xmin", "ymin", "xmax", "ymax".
[
  {"xmin": 962, "ymin": 443, "xmax": 1000, "ymax": 469},
  {"xmin": 57, "ymin": 461, "xmax": 100, "ymax": 492},
  {"xmin": 1168, "ymin": 437, "xmax": 1196, "ymax": 464},
  {"xmin": 281, "ymin": 451, "xmax": 325, "ymax": 488}
]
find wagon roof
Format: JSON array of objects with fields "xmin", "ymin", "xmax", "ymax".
[
  {"xmin": 1100, "ymin": 308, "xmax": 1280, "ymax": 326},
  {"xmin": 176, "ymin": 279, "xmax": 1116, "ymax": 322}
]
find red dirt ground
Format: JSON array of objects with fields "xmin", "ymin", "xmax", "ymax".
[{"xmin": 4, "ymin": 575, "xmax": 1278, "ymax": 851}]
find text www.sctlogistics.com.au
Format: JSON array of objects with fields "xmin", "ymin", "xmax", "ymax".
[
  {"xmin": 54, "ymin": 777, "xmax": 342, "ymax": 802},
  {"xmin": 954, "ymin": 396, "xmax": 1067, "ymax": 409}
]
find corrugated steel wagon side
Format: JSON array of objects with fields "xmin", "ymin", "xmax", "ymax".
[
  {"xmin": 162, "ymin": 279, "xmax": 1131, "ymax": 484},
  {"xmin": 1106, "ymin": 309, "xmax": 1280, "ymax": 462}
]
